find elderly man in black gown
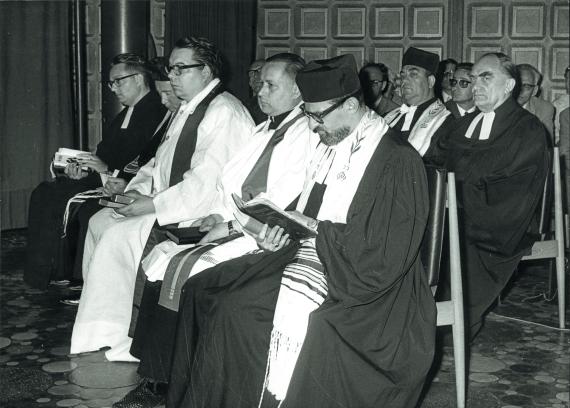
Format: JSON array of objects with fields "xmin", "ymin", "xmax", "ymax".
[{"xmin": 425, "ymin": 52, "xmax": 550, "ymax": 340}]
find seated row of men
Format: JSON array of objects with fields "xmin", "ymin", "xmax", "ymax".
[{"xmin": 26, "ymin": 37, "xmax": 550, "ymax": 408}]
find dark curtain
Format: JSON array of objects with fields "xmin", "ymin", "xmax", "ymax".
[
  {"xmin": 165, "ymin": 0, "xmax": 257, "ymax": 103},
  {"xmin": 0, "ymin": 1, "xmax": 74, "ymax": 230}
]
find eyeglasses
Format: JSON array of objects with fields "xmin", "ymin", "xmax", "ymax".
[
  {"xmin": 449, "ymin": 78, "xmax": 472, "ymax": 89},
  {"xmin": 444, "ymin": 71, "xmax": 455, "ymax": 78},
  {"xmin": 369, "ymin": 80, "xmax": 385, "ymax": 87},
  {"xmin": 520, "ymin": 83, "xmax": 537, "ymax": 91},
  {"xmin": 165, "ymin": 63, "xmax": 205, "ymax": 76},
  {"xmin": 106, "ymin": 73, "xmax": 138, "ymax": 89},
  {"xmin": 300, "ymin": 96, "xmax": 350, "ymax": 124}
]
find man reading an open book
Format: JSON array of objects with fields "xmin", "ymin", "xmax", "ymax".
[
  {"xmin": 166, "ymin": 54, "xmax": 436, "ymax": 408},
  {"xmin": 113, "ymin": 52, "xmax": 318, "ymax": 408},
  {"xmin": 25, "ymin": 53, "xmax": 166, "ymax": 289}
]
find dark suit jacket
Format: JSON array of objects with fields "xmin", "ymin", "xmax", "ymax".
[
  {"xmin": 525, "ymin": 96, "xmax": 555, "ymax": 142},
  {"xmin": 374, "ymin": 95, "xmax": 399, "ymax": 117}
]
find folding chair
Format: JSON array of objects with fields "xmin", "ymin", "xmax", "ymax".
[
  {"xmin": 422, "ymin": 168, "xmax": 466, "ymax": 408},
  {"xmin": 520, "ymin": 146, "xmax": 566, "ymax": 329}
]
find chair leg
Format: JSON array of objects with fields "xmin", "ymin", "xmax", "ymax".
[
  {"xmin": 452, "ymin": 322, "xmax": 466, "ymax": 408},
  {"xmin": 556, "ymin": 254, "xmax": 566, "ymax": 329},
  {"xmin": 553, "ymin": 147, "xmax": 566, "ymax": 329}
]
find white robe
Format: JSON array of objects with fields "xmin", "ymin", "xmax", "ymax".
[
  {"xmin": 142, "ymin": 105, "xmax": 318, "ymax": 283},
  {"xmin": 70, "ymin": 79, "xmax": 254, "ymax": 361}
]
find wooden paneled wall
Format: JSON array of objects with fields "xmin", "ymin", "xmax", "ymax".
[
  {"xmin": 256, "ymin": 0, "xmax": 569, "ymax": 101},
  {"xmin": 462, "ymin": 0, "xmax": 569, "ymax": 101},
  {"xmin": 256, "ymin": 0, "xmax": 452, "ymax": 80}
]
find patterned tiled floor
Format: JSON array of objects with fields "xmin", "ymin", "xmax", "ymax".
[{"xmin": 1, "ymin": 229, "xmax": 568, "ymax": 408}]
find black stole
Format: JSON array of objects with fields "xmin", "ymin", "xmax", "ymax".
[
  {"xmin": 168, "ymin": 82, "xmax": 224, "ymax": 187},
  {"xmin": 240, "ymin": 112, "xmax": 304, "ymax": 201}
]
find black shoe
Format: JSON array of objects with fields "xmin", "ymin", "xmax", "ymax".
[{"xmin": 113, "ymin": 379, "xmax": 166, "ymax": 408}]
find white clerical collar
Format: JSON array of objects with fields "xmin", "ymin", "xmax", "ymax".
[
  {"xmin": 120, "ymin": 106, "xmax": 134, "ymax": 129},
  {"xmin": 398, "ymin": 104, "xmax": 418, "ymax": 131},
  {"xmin": 180, "ymin": 77, "xmax": 221, "ymax": 115},
  {"xmin": 458, "ymin": 105, "xmax": 476, "ymax": 117},
  {"xmin": 465, "ymin": 111, "xmax": 495, "ymax": 140}
]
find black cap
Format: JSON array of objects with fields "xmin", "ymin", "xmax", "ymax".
[
  {"xmin": 402, "ymin": 47, "xmax": 440, "ymax": 74},
  {"xmin": 295, "ymin": 54, "xmax": 361, "ymax": 103}
]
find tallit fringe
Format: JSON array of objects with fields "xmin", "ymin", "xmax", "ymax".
[
  {"xmin": 61, "ymin": 190, "xmax": 106, "ymax": 237},
  {"xmin": 258, "ymin": 329, "xmax": 303, "ymax": 407}
]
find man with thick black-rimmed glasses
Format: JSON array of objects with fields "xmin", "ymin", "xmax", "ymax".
[{"xmin": 71, "ymin": 37, "xmax": 254, "ymax": 368}]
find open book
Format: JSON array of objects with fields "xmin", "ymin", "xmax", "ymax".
[
  {"xmin": 53, "ymin": 148, "xmax": 93, "ymax": 171},
  {"xmin": 232, "ymin": 193, "xmax": 317, "ymax": 240}
]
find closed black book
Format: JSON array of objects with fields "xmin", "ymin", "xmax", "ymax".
[{"xmin": 165, "ymin": 227, "xmax": 207, "ymax": 245}]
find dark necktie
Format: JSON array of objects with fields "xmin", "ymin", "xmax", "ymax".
[{"xmin": 241, "ymin": 113, "xmax": 304, "ymax": 201}]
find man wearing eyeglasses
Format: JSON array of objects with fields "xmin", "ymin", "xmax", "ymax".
[
  {"xmin": 437, "ymin": 58, "xmax": 458, "ymax": 103},
  {"xmin": 71, "ymin": 37, "xmax": 254, "ymax": 363},
  {"xmin": 424, "ymin": 62, "xmax": 478, "ymax": 159},
  {"xmin": 383, "ymin": 47, "xmax": 451, "ymax": 156},
  {"xmin": 517, "ymin": 63, "xmax": 555, "ymax": 142},
  {"xmin": 446, "ymin": 62, "xmax": 477, "ymax": 118},
  {"xmin": 165, "ymin": 54, "xmax": 434, "ymax": 408},
  {"xmin": 358, "ymin": 62, "xmax": 398, "ymax": 116},
  {"xmin": 245, "ymin": 58, "xmax": 267, "ymax": 124},
  {"xmin": 25, "ymin": 53, "xmax": 166, "ymax": 290}
]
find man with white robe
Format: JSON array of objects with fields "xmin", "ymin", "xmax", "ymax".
[
  {"xmin": 70, "ymin": 36, "xmax": 254, "ymax": 361},
  {"xmin": 112, "ymin": 52, "xmax": 318, "ymax": 408},
  {"xmin": 383, "ymin": 47, "xmax": 451, "ymax": 156}
]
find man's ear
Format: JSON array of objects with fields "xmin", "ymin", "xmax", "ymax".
[
  {"xmin": 135, "ymin": 73, "xmax": 145, "ymax": 88},
  {"xmin": 201, "ymin": 64, "xmax": 213, "ymax": 81},
  {"xmin": 291, "ymin": 84, "xmax": 301, "ymax": 99},
  {"xmin": 505, "ymin": 78, "xmax": 516, "ymax": 93},
  {"xmin": 428, "ymin": 74, "xmax": 436, "ymax": 89},
  {"xmin": 344, "ymin": 96, "xmax": 360, "ymax": 112}
]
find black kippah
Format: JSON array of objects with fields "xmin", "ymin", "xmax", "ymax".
[
  {"xmin": 402, "ymin": 47, "xmax": 440, "ymax": 74},
  {"xmin": 295, "ymin": 54, "xmax": 361, "ymax": 103}
]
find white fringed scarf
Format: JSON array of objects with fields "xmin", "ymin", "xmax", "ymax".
[
  {"xmin": 258, "ymin": 239, "xmax": 328, "ymax": 406},
  {"xmin": 258, "ymin": 110, "xmax": 388, "ymax": 406},
  {"xmin": 61, "ymin": 189, "xmax": 106, "ymax": 237}
]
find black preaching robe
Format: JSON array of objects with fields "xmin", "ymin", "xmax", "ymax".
[
  {"xmin": 56, "ymin": 110, "xmax": 173, "ymax": 283},
  {"xmin": 24, "ymin": 91, "xmax": 166, "ymax": 289},
  {"xmin": 424, "ymin": 97, "xmax": 550, "ymax": 336},
  {"xmin": 166, "ymin": 129, "xmax": 436, "ymax": 408}
]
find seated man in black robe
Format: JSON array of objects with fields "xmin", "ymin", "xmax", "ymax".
[
  {"xmin": 57, "ymin": 57, "xmax": 181, "ymax": 293},
  {"xmin": 25, "ymin": 53, "xmax": 166, "ymax": 289},
  {"xmin": 425, "ymin": 52, "xmax": 550, "ymax": 340},
  {"xmin": 166, "ymin": 54, "xmax": 436, "ymax": 408}
]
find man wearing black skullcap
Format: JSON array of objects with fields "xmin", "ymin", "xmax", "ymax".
[
  {"xmin": 166, "ymin": 54, "xmax": 435, "ymax": 408},
  {"xmin": 384, "ymin": 47, "xmax": 451, "ymax": 155}
]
